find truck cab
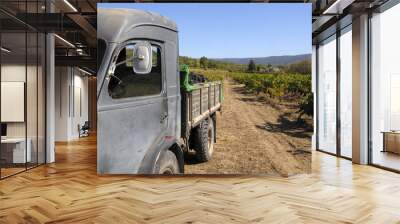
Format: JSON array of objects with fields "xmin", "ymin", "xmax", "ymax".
[{"xmin": 97, "ymin": 8, "xmax": 221, "ymax": 174}]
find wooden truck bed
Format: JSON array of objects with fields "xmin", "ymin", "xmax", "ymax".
[{"xmin": 181, "ymin": 81, "xmax": 222, "ymax": 138}]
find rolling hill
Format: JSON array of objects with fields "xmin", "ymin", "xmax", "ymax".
[{"xmin": 212, "ymin": 54, "xmax": 311, "ymax": 66}]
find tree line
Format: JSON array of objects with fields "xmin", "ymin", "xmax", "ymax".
[{"xmin": 179, "ymin": 56, "xmax": 311, "ymax": 75}]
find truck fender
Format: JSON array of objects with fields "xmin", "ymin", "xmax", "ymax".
[{"xmin": 137, "ymin": 136, "xmax": 184, "ymax": 174}]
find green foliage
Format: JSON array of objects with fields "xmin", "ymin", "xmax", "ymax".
[
  {"xmin": 194, "ymin": 69, "xmax": 313, "ymax": 119},
  {"xmin": 179, "ymin": 56, "xmax": 311, "ymax": 75},
  {"xmin": 231, "ymin": 72, "xmax": 313, "ymax": 118},
  {"xmin": 180, "ymin": 56, "xmax": 199, "ymax": 68},
  {"xmin": 297, "ymin": 92, "xmax": 314, "ymax": 119},
  {"xmin": 200, "ymin": 56, "xmax": 208, "ymax": 69},
  {"xmin": 190, "ymin": 69, "xmax": 227, "ymax": 81},
  {"xmin": 284, "ymin": 60, "xmax": 311, "ymax": 75},
  {"xmin": 231, "ymin": 72, "xmax": 307, "ymax": 95},
  {"xmin": 178, "ymin": 56, "xmax": 313, "ymax": 119},
  {"xmin": 247, "ymin": 59, "xmax": 256, "ymax": 72},
  {"xmin": 179, "ymin": 56, "xmax": 248, "ymax": 72}
]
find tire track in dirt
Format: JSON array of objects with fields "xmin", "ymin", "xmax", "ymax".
[{"xmin": 185, "ymin": 80, "xmax": 311, "ymax": 176}]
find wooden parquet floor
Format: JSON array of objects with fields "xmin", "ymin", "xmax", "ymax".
[{"xmin": 1, "ymin": 135, "xmax": 400, "ymax": 223}]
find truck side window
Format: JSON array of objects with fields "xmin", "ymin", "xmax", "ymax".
[{"xmin": 108, "ymin": 43, "xmax": 162, "ymax": 99}]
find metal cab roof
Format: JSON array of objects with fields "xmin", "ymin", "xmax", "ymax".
[{"xmin": 97, "ymin": 8, "xmax": 178, "ymax": 43}]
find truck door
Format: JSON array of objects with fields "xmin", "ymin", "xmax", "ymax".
[{"xmin": 97, "ymin": 40, "xmax": 168, "ymax": 174}]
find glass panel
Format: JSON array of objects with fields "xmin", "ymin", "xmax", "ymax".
[
  {"xmin": 0, "ymin": 1, "xmax": 46, "ymax": 178},
  {"xmin": 317, "ymin": 35, "xmax": 337, "ymax": 154},
  {"xmin": 26, "ymin": 0, "xmax": 39, "ymax": 169},
  {"xmin": 339, "ymin": 27, "xmax": 352, "ymax": 158},
  {"xmin": 371, "ymin": 4, "xmax": 400, "ymax": 171},
  {"xmin": 1, "ymin": 31, "xmax": 27, "ymax": 177},
  {"xmin": 27, "ymin": 31, "xmax": 38, "ymax": 169}
]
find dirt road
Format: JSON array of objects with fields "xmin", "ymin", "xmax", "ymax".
[{"xmin": 185, "ymin": 80, "xmax": 312, "ymax": 176}]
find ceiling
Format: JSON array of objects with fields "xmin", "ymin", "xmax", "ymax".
[
  {"xmin": 311, "ymin": 0, "xmax": 390, "ymax": 43},
  {"xmin": 0, "ymin": 0, "xmax": 98, "ymax": 72}
]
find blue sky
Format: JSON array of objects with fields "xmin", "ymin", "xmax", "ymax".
[{"xmin": 98, "ymin": 3, "xmax": 311, "ymax": 58}]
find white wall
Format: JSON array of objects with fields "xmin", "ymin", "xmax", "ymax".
[
  {"xmin": 1, "ymin": 82, "xmax": 25, "ymax": 122},
  {"xmin": 71, "ymin": 72, "xmax": 89, "ymax": 139},
  {"xmin": 1, "ymin": 64, "xmax": 41, "ymax": 138},
  {"xmin": 55, "ymin": 67, "xmax": 89, "ymax": 141},
  {"xmin": 1, "ymin": 65, "xmax": 26, "ymax": 139},
  {"xmin": 55, "ymin": 66, "xmax": 69, "ymax": 141},
  {"xmin": 1, "ymin": 63, "xmax": 46, "ymax": 164}
]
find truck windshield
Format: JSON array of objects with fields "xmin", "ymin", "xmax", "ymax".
[{"xmin": 107, "ymin": 43, "xmax": 162, "ymax": 99}]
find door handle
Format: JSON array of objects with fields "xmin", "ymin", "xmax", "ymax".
[{"xmin": 160, "ymin": 113, "xmax": 168, "ymax": 123}]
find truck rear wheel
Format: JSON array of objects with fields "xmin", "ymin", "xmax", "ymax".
[
  {"xmin": 156, "ymin": 150, "xmax": 180, "ymax": 174},
  {"xmin": 192, "ymin": 117, "xmax": 214, "ymax": 162}
]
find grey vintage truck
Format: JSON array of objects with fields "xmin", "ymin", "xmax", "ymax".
[{"xmin": 97, "ymin": 8, "xmax": 222, "ymax": 174}]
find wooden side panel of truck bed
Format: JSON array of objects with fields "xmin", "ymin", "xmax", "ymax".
[{"xmin": 181, "ymin": 81, "xmax": 222, "ymax": 138}]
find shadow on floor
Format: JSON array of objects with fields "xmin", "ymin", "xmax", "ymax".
[{"xmin": 256, "ymin": 113, "xmax": 313, "ymax": 139}]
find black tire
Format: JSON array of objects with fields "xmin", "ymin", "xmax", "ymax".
[
  {"xmin": 156, "ymin": 150, "xmax": 180, "ymax": 174},
  {"xmin": 191, "ymin": 118, "xmax": 215, "ymax": 162}
]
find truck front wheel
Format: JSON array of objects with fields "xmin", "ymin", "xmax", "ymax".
[
  {"xmin": 156, "ymin": 150, "xmax": 180, "ymax": 174},
  {"xmin": 192, "ymin": 117, "xmax": 215, "ymax": 162}
]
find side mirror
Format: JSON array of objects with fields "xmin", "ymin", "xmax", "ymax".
[{"xmin": 132, "ymin": 41, "xmax": 152, "ymax": 74}]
